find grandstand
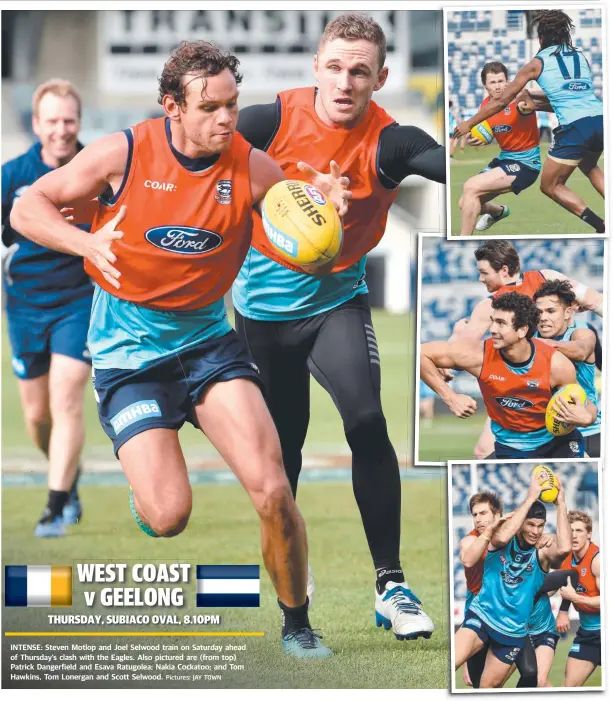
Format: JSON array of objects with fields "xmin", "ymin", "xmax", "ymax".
[
  {"xmin": 447, "ymin": 9, "xmax": 603, "ymax": 114},
  {"xmin": 450, "ymin": 460, "xmax": 600, "ymax": 628}
]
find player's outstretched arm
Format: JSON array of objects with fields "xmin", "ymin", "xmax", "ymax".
[
  {"xmin": 560, "ymin": 554, "xmax": 600, "ymax": 610},
  {"xmin": 459, "ymin": 521, "xmax": 498, "ymax": 567},
  {"xmin": 539, "ymin": 482, "xmax": 571, "ymax": 569},
  {"xmin": 542, "ymin": 269, "xmax": 604, "ymax": 317},
  {"xmin": 550, "ymin": 352, "xmax": 597, "ymax": 427},
  {"xmin": 520, "ymin": 88, "xmax": 554, "ymax": 112},
  {"xmin": 378, "ymin": 124, "xmax": 446, "ymax": 186},
  {"xmin": 420, "ymin": 339, "xmax": 482, "ymax": 418},
  {"xmin": 10, "ymin": 132, "xmax": 129, "ymax": 288},
  {"xmin": 453, "ymin": 59, "xmax": 542, "ymax": 137},
  {"xmin": 490, "ymin": 472, "xmax": 542, "ymax": 549},
  {"xmin": 541, "ymin": 328, "xmax": 596, "ymax": 363}
]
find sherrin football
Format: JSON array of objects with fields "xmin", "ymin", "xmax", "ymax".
[
  {"xmin": 261, "ymin": 180, "xmax": 343, "ymax": 268},
  {"xmin": 470, "ymin": 120, "xmax": 494, "ymax": 145},
  {"xmin": 532, "ymin": 465, "xmax": 560, "ymax": 503},
  {"xmin": 545, "ymin": 383, "xmax": 587, "ymax": 436}
]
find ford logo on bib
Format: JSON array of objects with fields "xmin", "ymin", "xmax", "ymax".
[
  {"xmin": 563, "ymin": 81, "xmax": 590, "ymax": 91},
  {"xmin": 493, "ymin": 124, "xmax": 512, "ymax": 134},
  {"xmin": 494, "ymin": 396, "xmax": 534, "ymax": 410},
  {"xmin": 145, "ymin": 226, "xmax": 223, "ymax": 255}
]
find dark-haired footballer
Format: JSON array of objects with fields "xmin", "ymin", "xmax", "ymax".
[
  {"xmin": 420, "ymin": 292, "xmax": 597, "ymax": 458},
  {"xmin": 454, "ymin": 10, "xmax": 604, "ymax": 233},
  {"xmin": 534, "ymin": 280, "xmax": 601, "ymax": 457}
]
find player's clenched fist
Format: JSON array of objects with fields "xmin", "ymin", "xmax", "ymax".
[
  {"xmin": 445, "ymin": 392, "xmax": 477, "ymax": 419},
  {"xmin": 83, "ymin": 205, "xmax": 126, "ymax": 289}
]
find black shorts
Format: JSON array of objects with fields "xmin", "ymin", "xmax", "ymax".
[
  {"xmin": 494, "ymin": 429, "xmax": 584, "ymax": 459},
  {"xmin": 569, "ymin": 628, "xmax": 601, "ymax": 666},
  {"xmin": 584, "ymin": 433, "xmax": 601, "ymax": 458},
  {"xmin": 550, "ymin": 115, "xmax": 604, "ymax": 165},
  {"xmin": 486, "ymin": 157, "xmax": 540, "ymax": 195},
  {"xmin": 530, "ymin": 630, "xmax": 560, "ymax": 650},
  {"xmin": 93, "ymin": 331, "xmax": 262, "ymax": 455}
]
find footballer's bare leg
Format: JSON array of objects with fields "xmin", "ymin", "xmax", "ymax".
[
  {"xmin": 541, "ymin": 157, "xmax": 604, "ymax": 232},
  {"xmin": 18, "ymin": 374, "xmax": 51, "ymax": 456},
  {"xmin": 536, "ymin": 645, "xmax": 555, "ymax": 687},
  {"xmin": 563, "ymin": 657, "xmax": 597, "ymax": 687},
  {"xmin": 194, "ymin": 378, "xmax": 331, "ymax": 658},
  {"xmin": 479, "ymin": 648, "xmax": 515, "ymax": 688},
  {"xmin": 458, "ymin": 168, "xmax": 513, "ymax": 235},
  {"xmin": 194, "ymin": 378, "xmax": 307, "ymax": 606},
  {"xmin": 578, "ymin": 151, "xmax": 604, "ymax": 197},
  {"xmin": 119, "ymin": 428, "xmax": 192, "ymax": 537},
  {"xmin": 48, "ymin": 354, "xmax": 90, "ymax": 491},
  {"xmin": 455, "ymin": 627, "xmax": 485, "ymax": 669}
]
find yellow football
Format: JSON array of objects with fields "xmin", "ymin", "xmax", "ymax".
[
  {"xmin": 470, "ymin": 120, "xmax": 494, "ymax": 145},
  {"xmin": 532, "ymin": 465, "xmax": 559, "ymax": 503},
  {"xmin": 545, "ymin": 383, "xmax": 588, "ymax": 436},
  {"xmin": 261, "ymin": 180, "xmax": 343, "ymax": 268}
]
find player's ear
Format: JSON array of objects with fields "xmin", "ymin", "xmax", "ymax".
[
  {"xmin": 313, "ymin": 53, "xmax": 320, "ymax": 78},
  {"xmin": 374, "ymin": 66, "xmax": 389, "ymax": 92},
  {"xmin": 518, "ymin": 326, "xmax": 527, "ymax": 340},
  {"xmin": 162, "ymin": 94, "xmax": 181, "ymax": 121}
]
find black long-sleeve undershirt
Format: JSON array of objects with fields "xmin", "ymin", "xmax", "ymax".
[{"xmin": 237, "ymin": 99, "xmax": 446, "ymax": 188}]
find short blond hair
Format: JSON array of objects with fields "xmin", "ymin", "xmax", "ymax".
[
  {"xmin": 319, "ymin": 13, "xmax": 387, "ymax": 70},
  {"xmin": 568, "ymin": 510, "xmax": 593, "ymax": 533},
  {"xmin": 32, "ymin": 79, "xmax": 82, "ymax": 118}
]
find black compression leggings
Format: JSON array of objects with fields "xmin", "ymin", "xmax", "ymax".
[{"xmin": 235, "ymin": 295, "xmax": 402, "ymax": 570}]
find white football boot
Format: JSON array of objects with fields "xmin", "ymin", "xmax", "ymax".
[
  {"xmin": 306, "ymin": 562, "xmax": 316, "ymax": 609},
  {"xmin": 375, "ymin": 581, "xmax": 434, "ymax": 640},
  {"xmin": 475, "ymin": 204, "xmax": 510, "ymax": 232}
]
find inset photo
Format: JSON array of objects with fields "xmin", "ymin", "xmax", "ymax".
[
  {"xmin": 445, "ymin": 8, "xmax": 605, "ymax": 236},
  {"xmin": 450, "ymin": 460, "xmax": 602, "ymax": 691},
  {"xmin": 416, "ymin": 235, "xmax": 604, "ymax": 464}
]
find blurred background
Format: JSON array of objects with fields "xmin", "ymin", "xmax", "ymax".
[
  {"xmin": 450, "ymin": 460, "xmax": 601, "ymax": 689},
  {"xmin": 446, "ymin": 8, "xmax": 605, "ymax": 236},
  {"xmin": 417, "ymin": 237, "xmax": 604, "ymax": 463}
]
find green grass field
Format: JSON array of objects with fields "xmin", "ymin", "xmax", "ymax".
[
  {"xmin": 2, "ymin": 309, "xmax": 453, "ymax": 688},
  {"xmin": 450, "ymin": 144, "xmax": 605, "ymax": 236},
  {"xmin": 1, "ymin": 309, "xmax": 415, "ymax": 460},
  {"xmin": 2, "ymin": 481, "xmax": 449, "ymax": 688},
  {"xmin": 454, "ymin": 634, "xmax": 602, "ymax": 689},
  {"xmin": 418, "ymin": 413, "xmax": 486, "ymax": 463}
]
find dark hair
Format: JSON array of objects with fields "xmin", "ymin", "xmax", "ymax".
[
  {"xmin": 481, "ymin": 61, "xmax": 509, "ymax": 85},
  {"xmin": 533, "ymin": 279, "xmax": 576, "ymax": 307},
  {"xmin": 474, "ymin": 240, "xmax": 520, "ymax": 276},
  {"xmin": 491, "ymin": 292, "xmax": 540, "ymax": 339},
  {"xmin": 526, "ymin": 501, "xmax": 547, "ymax": 522},
  {"xmin": 158, "ymin": 41, "xmax": 242, "ymax": 107},
  {"xmin": 469, "ymin": 491, "xmax": 503, "ymax": 516},
  {"xmin": 532, "ymin": 10, "xmax": 576, "ymax": 53},
  {"xmin": 319, "ymin": 13, "xmax": 387, "ymax": 70}
]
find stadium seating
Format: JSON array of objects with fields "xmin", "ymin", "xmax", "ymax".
[{"xmin": 448, "ymin": 10, "xmax": 603, "ymax": 112}]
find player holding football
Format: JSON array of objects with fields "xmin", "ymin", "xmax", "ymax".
[
  {"xmin": 534, "ymin": 280, "xmax": 601, "ymax": 457},
  {"xmin": 11, "ymin": 41, "xmax": 351, "ymax": 659},
  {"xmin": 455, "ymin": 472, "xmax": 571, "ymax": 689},
  {"xmin": 458, "ymin": 62, "xmax": 541, "ymax": 236},
  {"xmin": 2, "ymin": 79, "xmax": 95, "ymax": 537},
  {"xmin": 420, "ymin": 292, "xmax": 597, "ymax": 459},
  {"xmin": 446, "ymin": 240, "xmax": 603, "ymax": 459},
  {"xmin": 234, "ymin": 13, "xmax": 445, "ymax": 639},
  {"xmin": 557, "ymin": 510, "xmax": 601, "ymax": 687},
  {"xmin": 454, "ymin": 10, "xmax": 604, "ymax": 233}
]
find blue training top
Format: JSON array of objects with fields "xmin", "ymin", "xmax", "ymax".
[
  {"xmin": 470, "ymin": 535, "xmax": 547, "ymax": 640},
  {"xmin": 535, "ymin": 44, "xmax": 603, "ymax": 126},
  {"xmin": 535, "ymin": 318, "xmax": 600, "ymax": 438},
  {"xmin": 2, "ymin": 142, "xmax": 93, "ymax": 309}
]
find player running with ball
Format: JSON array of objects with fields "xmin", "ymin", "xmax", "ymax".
[
  {"xmin": 234, "ymin": 13, "xmax": 445, "ymax": 639},
  {"xmin": 11, "ymin": 41, "xmax": 351, "ymax": 659},
  {"xmin": 421, "ymin": 292, "xmax": 597, "ymax": 459}
]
